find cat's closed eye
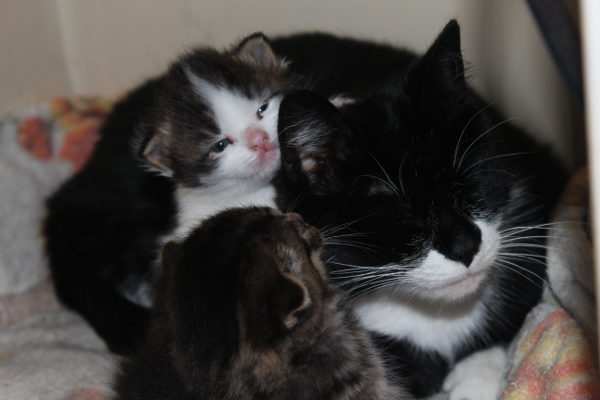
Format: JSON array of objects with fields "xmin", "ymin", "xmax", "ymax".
[
  {"xmin": 256, "ymin": 102, "xmax": 269, "ymax": 119},
  {"xmin": 212, "ymin": 138, "xmax": 233, "ymax": 153}
]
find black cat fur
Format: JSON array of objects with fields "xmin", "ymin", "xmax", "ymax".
[
  {"xmin": 113, "ymin": 207, "xmax": 411, "ymax": 400},
  {"xmin": 274, "ymin": 21, "xmax": 567, "ymax": 396}
]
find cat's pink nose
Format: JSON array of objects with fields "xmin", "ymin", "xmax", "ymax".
[{"xmin": 247, "ymin": 128, "xmax": 276, "ymax": 152}]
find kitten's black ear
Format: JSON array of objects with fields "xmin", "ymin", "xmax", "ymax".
[
  {"xmin": 270, "ymin": 273, "xmax": 310, "ymax": 330},
  {"xmin": 161, "ymin": 240, "xmax": 183, "ymax": 270},
  {"xmin": 278, "ymin": 91, "xmax": 355, "ymax": 196},
  {"xmin": 232, "ymin": 32, "xmax": 279, "ymax": 67},
  {"xmin": 138, "ymin": 126, "xmax": 173, "ymax": 176},
  {"xmin": 406, "ymin": 20, "xmax": 468, "ymax": 121}
]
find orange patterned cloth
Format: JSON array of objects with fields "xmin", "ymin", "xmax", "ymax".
[
  {"xmin": 1, "ymin": 97, "xmax": 116, "ymax": 400},
  {"xmin": 502, "ymin": 307, "xmax": 600, "ymax": 400},
  {"xmin": 16, "ymin": 97, "xmax": 114, "ymax": 171}
]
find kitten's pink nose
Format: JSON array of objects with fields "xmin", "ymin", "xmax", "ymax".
[{"xmin": 247, "ymin": 128, "xmax": 276, "ymax": 152}]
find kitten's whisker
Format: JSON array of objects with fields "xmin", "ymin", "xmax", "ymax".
[
  {"xmin": 325, "ymin": 241, "xmax": 382, "ymax": 255},
  {"xmin": 278, "ymin": 116, "xmax": 319, "ymax": 139},
  {"xmin": 368, "ymin": 153, "xmax": 402, "ymax": 197},
  {"xmin": 356, "ymin": 174, "xmax": 400, "ymax": 198},
  {"xmin": 397, "ymin": 150, "xmax": 411, "ymax": 196},
  {"xmin": 319, "ymin": 216, "xmax": 369, "ymax": 238}
]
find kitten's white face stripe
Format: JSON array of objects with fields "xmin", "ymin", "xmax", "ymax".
[
  {"xmin": 186, "ymin": 71, "xmax": 282, "ymax": 184},
  {"xmin": 162, "ymin": 70, "xmax": 282, "ymax": 240}
]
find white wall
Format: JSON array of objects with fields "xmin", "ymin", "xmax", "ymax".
[
  {"xmin": 581, "ymin": 0, "xmax": 600, "ymax": 354},
  {"xmin": 3, "ymin": 0, "xmax": 580, "ymax": 166},
  {"xmin": 0, "ymin": 0, "xmax": 71, "ymax": 114}
]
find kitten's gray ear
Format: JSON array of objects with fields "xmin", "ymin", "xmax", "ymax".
[
  {"xmin": 139, "ymin": 127, "xmax": 173, "ymax": 177},
  {"xmin": 271, "ymin": 273, "xmax": 311, "ymax": 330},
  {"xmin": 232, "ymin": 32, "xmax": 279, "ymax": 67}
]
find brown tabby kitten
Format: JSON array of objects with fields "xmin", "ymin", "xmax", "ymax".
[{"xmin": 113, "ymin": 207, "xmax": 411, "ymax": 400}]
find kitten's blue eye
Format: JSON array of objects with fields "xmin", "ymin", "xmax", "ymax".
[
  {"xmin": 256, "ymin": 102, "xmax": 269, "ymax": 119},
  {"xmin": 212, "ymin": 138, "xmax": 232, "ymax": 153}
]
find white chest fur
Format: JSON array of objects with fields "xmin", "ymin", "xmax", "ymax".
[
  {"xmin": 169, "ymin": 182, "xmax": 277, "ymax": 240},
  {"xmin": 353, "ymin": 289, "xmax": 488, "ymax": 360}
]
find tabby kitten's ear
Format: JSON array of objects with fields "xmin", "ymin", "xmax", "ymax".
[
  {"xmin": 232, "ymin": 32, "xmax": 279, "ymax": 68},
  {"xmin": 278, "ymin": 91, "xmax": 355, "ymax": 196},
  {"xmin": 270, "ymin": 272, "xmax": 310, "ymax": 330},
  {"xmin": 406, "ymin": 19, "xmax": 468, "ymax": 123}
]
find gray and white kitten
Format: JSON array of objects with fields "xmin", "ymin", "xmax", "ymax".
[
  {"xmin": 137, "ymin": 34, "xmax": 293, "ymax": 241},
  {"xmin": 113, "ymin": 207, "xmax": 412, "ymax": 400},
  {"xmin": 125, "ymin": 34, "xmax": 298, "ymax": 306}
]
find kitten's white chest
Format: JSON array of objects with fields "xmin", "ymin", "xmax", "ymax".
[
  {"xmin": 353, "ymin": 291, "xmax": 487, "ymax": 360},
  {"xmin": 171, "ymin": 183, "xmax": 277, "ymax": 239}
]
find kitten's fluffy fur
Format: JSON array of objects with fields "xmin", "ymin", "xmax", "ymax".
[
  {"xmin": 45, "ymin": 33, "xmax": 296, "ymax": 354},
  {"xmin": 274, "ymin": 21, "xmax": 566, "ymax": 397},
  {"xmin": 114, "ymin": 207, "xmax": 411, "ymax": 400}
]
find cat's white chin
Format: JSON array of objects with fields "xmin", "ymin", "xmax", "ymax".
[
  {"xmin": 403, "ymin": 220, "xmax": 500, "ymax": 302},
  {"xmin": 417, "ymin": 269, "xmax": 489, "ymax": 302}
]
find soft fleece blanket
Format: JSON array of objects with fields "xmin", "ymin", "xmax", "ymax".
[{"xmin": 0, "ymin": 98, "xmax": 597, "ymax": 400}]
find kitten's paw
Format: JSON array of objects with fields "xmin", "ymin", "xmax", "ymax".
[{"xmin": 442, "ymin": 346, "xmax": 507, "ymax": 400}]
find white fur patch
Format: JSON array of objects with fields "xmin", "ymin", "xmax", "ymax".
[
  {"xmin": 186, "ymin": 71, "xmax": 282, "ymax": 183},
  {"xmin": 168, "ymin": 182, "xmax": 277, "ymax": 240},
  {"xmin": 442, "ymin": 346, "xmax": 507, "ymax": 400},
  {"xmin": 353, "ymin": 289, "xmax": 487, "ymax": 359},
  {"xmin": 352, "ymin": 219, "xmax": 501, "ymax": 358}
]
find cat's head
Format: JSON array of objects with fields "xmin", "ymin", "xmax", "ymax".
[
  {"xmin": 136, "ymin": 33, "xmax": 296, "ymax": 187},
  {"xmin": 159, "ymin": 207, "xmax": 334, "ymax": 386},
  {"xmin": 277, "ymin": 21, "xmax": 560, "ymax": 304}
]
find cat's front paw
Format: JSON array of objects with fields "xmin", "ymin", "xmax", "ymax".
[{"xmin": 442, "ymin": 346, "xmax": 507, "ymax": 400}]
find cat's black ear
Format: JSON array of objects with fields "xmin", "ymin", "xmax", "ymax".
[
  {"xmin": 406, "ymin": 20, "xmax": 468, "ymax": 121},
  {"xmin": 138, "ymin": 127, "xmax": 173, "ymax": 176},
  {"xmin": 278, "ymin": 91, "xmax": 355, "ymax": 196},
  {"xmin": 270, "ymin": 273, "xmax": 310, "ymax": 330},
  {"xmin": 232, "ymin": 32, "xmax": 279, "ymax": 67}
]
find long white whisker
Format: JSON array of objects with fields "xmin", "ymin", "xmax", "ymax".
[
  {"xmin": 453, "ymin": 102, "xmax": 496, "ymax": 168},
  {"xmin": 463, "ymin": 151, "xmax": 535, "ymax": 174},
  {"xmin": 457, "ymin": 117, "xmax": 517, "ymax": 171}
]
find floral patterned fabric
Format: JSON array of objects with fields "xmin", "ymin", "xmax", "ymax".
[{"xmin": 0, "ymin": 98, "xmax": 116, "ymax": 400}]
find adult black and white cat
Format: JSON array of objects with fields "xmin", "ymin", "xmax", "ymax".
[
  {"xmin": 274, "ymin": 21, "xmax": 567, "ymax": 399},
  {"xmin": 45, "ymin": 33, "xmax": 295, "ymax": 354},
  {"xmin": 114, "ymin": 207, "xmax": 412, "ymax": 400}
]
